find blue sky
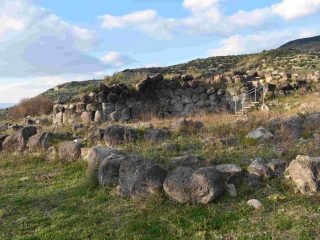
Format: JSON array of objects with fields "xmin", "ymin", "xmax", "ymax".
[{"xmin": 0, "ymin": 0, "xmax": 320, "ymax": 103}]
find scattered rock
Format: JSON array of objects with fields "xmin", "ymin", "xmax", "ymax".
[
  {"xmin": 46, "ymin": 146, "xmax": 58, "ymax": 161},
  {"xmin": 216, "ymin": 164, "xmax": 243, "ymax": 184},
  {"xmin": 246, "ymin": 126, "xmax": 274, "ymax": 140},
  {"xmin": 227, "ymin": 184, "xmax": 237, "ymax": 197},
  {"xmin": 27, "ymin": 132, "xmax": 53, "ymax": 150},
  {"xmin": 247, "ymin": 199, "xmax": 263, "ymax": 209},
  {"xmin": 267, "ymin": 159, "xmax": 286, "ymax": 177},
  {"xmin": 2, "ymin": 126, "xmax": 37, "ymax": 152},
  {"xmin": 58, "ymin": 141, "xmax": 82, "ymax": 161},
  {"xmin": 144, "ymin": 128, "xmax": 171, "ymax": 142},
  {"xmin": 170, "ymin": 156, "xmax": 201, "ymax": 168},
  {"xmin": 57, "ymin": 94, "xmax": 70, "ymax": 104},
  {"xmin": 117, "ymin": 156, "xmax": 166, "ymax": 197},
  {"xmin": 247, "ymin": 158, "xmax": 272, "ymax": 179},
  {"xmin": 163, "ymin": 167, "xmax": 224, "ymax": 204},
  {"xmin": 288, "ymin": 155, "xmax": 320, "ymax": 195},
  {"xmin": 104, "ymin": 125, "xmax": 139, "ymax": 146}
]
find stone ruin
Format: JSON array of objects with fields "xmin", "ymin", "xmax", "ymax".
[
  {"xmin": 52, "ymin": 73, "xmax": 231, "ymax": 125},
  {"xmin": 52, "ymin": 70, "xmax": 320, "ymax": 125}
]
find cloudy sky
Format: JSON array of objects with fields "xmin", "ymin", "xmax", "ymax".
[{"xmin": 0, "ymin": 0, "xmax": 320, "ymax": 104}]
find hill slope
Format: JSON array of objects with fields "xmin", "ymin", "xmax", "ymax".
[{"xmin": 40, "ymin": 35, "xmax": 320, "ymax": 102}]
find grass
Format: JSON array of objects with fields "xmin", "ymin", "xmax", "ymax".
[
  {"xmin": 1, "ymin": 93, "xmax": 320, "ymax": 239},
  {"xmin": 1, "ymin": 153, "xmax": 320, "ymax": 240}
]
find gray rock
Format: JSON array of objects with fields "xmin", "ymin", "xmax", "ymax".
[
  {"xmin": 163, "ymin": 167, "xmax": 224, "ymax": 204},
  {"xmin": 215, "ymin": 164, "xmax": 243, "ymax": 184},
  {"xmin": 58, "ymin": 141, "xmax": 82, "ymax": 161},
  {"xmin": 247, "ymin": 158, "xmax": 272, "ymax": 179},
  {"xmin": 104, "ymin": 125, "xmax": 138, "ymax": 146},
  {"xmin": 288, "ymin": 155, "xmax": 320, "ymax": 195},
  {"xmin": 121, "ymin": 108, "xmax": 131, "ymax": 121},
  {"xmin": 2, "ymin": 126, "xmax": 37, "ymax": 152},
  {"xmin": 170, "ymin": 156, "xmax": 201, "ymax": 168},
  {"xmin": 226, "ymin": 184, "xmax": 237, "ymax": 197},
  {"xmin": 27, "ymin": 132, "xmax": 53, "ymax": 150},
  {"xmin": 57, "ymin": 94, "xmax": 70, "ymax": 104},
  {"xmin": 145, "ymin": 128, "xmax": 171, "ymax": 142},
  {"xmin": 282, "ymin": 115, "xmax": 304, "ymax": 140},
  {"xmin": 86, "ymin": 103, "xmax": 98, "ymax": 112},
  {"xmin": 110, "ymin": 111, "xmax": 121, "ymax": 121},
  {"xmin": 45, "ymin": 146, "xmax": 58, "ymax": 161},
  {"xmin": 267, "ymin": 159, "xmax": 286, "ymax": 177},
  {"xmin": 0, "ymin": 134, "xmax": 8, "ymax": 151},
  {"xmin": 81, "ymin": 111, "xmax": 93, "ymax": 123},
  {"xmin": 102, "ymin": 103, "xmax": 115, "ymax": 114},
  {"xmin": 117, "ymin": 156, "xmax": 166, "ymax": 197},
  {"xmin": 87, "ymin": 147, "xmax": 123, "ymax": 185},
  {"xmin": 94, "ymin": 110, "xmax": 107, "ymax": 123},
  {"xmin": 304, "ymin": 113, "xmax": 320, "ymax": 131},
  {"xmin": 246, "ymin": 126, "xmax": 274, "ymax": 140},
  {"xmin": 98, "ymin": 153, "xmax": 126, "ymax": 186},
  {"xmin": 247, "ymin": 199, "xmax": 263, "ymax": 209}
]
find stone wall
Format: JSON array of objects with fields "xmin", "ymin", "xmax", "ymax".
[{"xmin": 53, "ymin": 74, "xmax": 231, "ymax": 124}]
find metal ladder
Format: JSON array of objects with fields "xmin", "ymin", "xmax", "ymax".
[{"xmin": 233, "ymin": 86, "xmax": 265, "ymax": 115}]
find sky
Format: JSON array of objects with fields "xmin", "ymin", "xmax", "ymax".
[{"xmin": 0, "ymin": 0, "xmax": 320, "ymax": 104}]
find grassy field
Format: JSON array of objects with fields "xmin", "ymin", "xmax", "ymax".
[
  {"xmin": 1, "ymin": 153, "xmax": 320, "ymax": 240},
  {"xmin": 1, "ymin": 93, "xmax": 320, "ymax": 240}
]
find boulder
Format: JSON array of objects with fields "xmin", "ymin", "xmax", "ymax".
[
  {"xmin": 181, "ymin": 74, "xmax": 194, "ymax": 82},
  {"xmin": 45, "ymin": 146, "xmax": 58, "ymax": 161},
  {"xmin": 104, "ymin": 125, "xmax": 139, "ymax": 146},
  {"xmin": 144, "ymin": 128, "xmax": 171, "ymax": 142},
  {"xmin": 94, "ymin": 110, "xmax": 107, "ymax": 123},
  {"xmin": 170, "ymin": 155, "xmax": 201, "ymax": 168},
  {"xmin": 57, "ymin": 94, "xmax": 70, "ymax": 104},
  {"xmin": 163, "ymin": 167, "xmax": 224, "ymax": 204},
  {"xmin": 282, "ymin": 115, "xmax": 304, "ymax": 140},
  {"xmin": 246, "ymin": 126, "xmax": 274, "ymax": 140},
  {"xmin": 87, "ymin": 146, "xmax": 123, "ymax": 185},
  {"xmin": 267, "ymin": 159, "xmax": 286, "ymax": 177},
  {"xmin": 247, "ymin": 158, "xmax": 272, "ymax": 179},
  {"xmin": 215, "ymin": 164, "xmax": 243, "ymax": 184},
  {"xmin": 81, "ymin": 111, "xmax": 94, "ymax": 123},
  {"xmin": 80, "ymin": 94, "xmax": 92, "ymax": 104},
  {"xmin": 100, "ymin": 83, "xmax": 111, "ymax": 94},
  {"xmin": 288, "ymin": 155, "xmax": 320, "ymax": 195},
  {"xmin": 86, "ymin": 103, "xmax": 98, "ymax": 112},
  {"xmin": 0, "ymin": 134, "xmax": 8, "ymax": 151},
  {"xmin": 117, "ymin": 156, "xmax": 166, "ymax": 197},
  {"xmin": 27, "ymin": 132, "xmax": 53, "ymax": 150},
  {"xmin": 174, "ymin": 118, "xmax": 204, "ymax": 130},
  {"xmin": 304, "ymin": 113, "xmax": 320, "ymax": 131},
  {"xmin": 98, "ymin": 153, "xmax": 126, "ymax": 186},
  {"xmin": 58, "ymin": 141, "xmax": 82, "ymax": 161},
  {"xmin": 2, "ymin": 126, "xmax": 37, "ymax": 152},
  {"xmin": 247, "ymin": 199, "xmax": 263, "ymax": 210}
]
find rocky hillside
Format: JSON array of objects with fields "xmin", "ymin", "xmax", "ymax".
[
  {"xmin": 279, "ymin": 35, "xmax": 320, "ymax": 53},
  {"xmin": 38, "ymin": 35, "xmax": 320, "ymax": 103}
]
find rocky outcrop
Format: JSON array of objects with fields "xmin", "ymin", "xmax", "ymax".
[
  {"xmin": 246, "ymin": 126, "xmax": 274, "ymax": 141},
  {"xmin": 288, "ymin": 155, "xmax": 320, "ymax": 195},
  {"xmin": 163, "ymin": 167, "xmax": 224, "ymax": 204}
]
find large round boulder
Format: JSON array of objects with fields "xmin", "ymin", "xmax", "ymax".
[
  {"xmin": 117, "ymin": 156, "xmax": 166, "ymax": 197},
  {"xmin": 163, "ymin": 167, "xmax": 225, "ymax": 204},
  {"xmin": 288, "ymin": 155, "xmax": 320, "ymax": 195}
]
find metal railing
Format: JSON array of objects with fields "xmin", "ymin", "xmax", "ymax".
[{"xmin": 233, "ymin": 86, "xmax": 264, "ymax": 115}]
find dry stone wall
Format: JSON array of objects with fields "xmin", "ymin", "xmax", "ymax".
[{"xmin": 53, "ymin": 74, "xmax": 231, "ymax": 124}]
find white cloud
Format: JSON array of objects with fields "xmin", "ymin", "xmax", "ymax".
[
  {"xmin": 100, "ymin": 10, "xmax": 178, "ymax": 40},
  {"xmin": 208, "ymin": 28, "xmax": 320, "ymax": 56},
  {"xmin": 99, "ymin": 0, "xmax": 320, "ymax": 39},
  {"xmin": 0, "ymin": 0, "xmax": 107, "ymax": 77},
  {"xmin": 272, "ymin": 0, "xmax": 320, "ymax": 21},
  {"xmin": 101, "ymin": 52, "xmax": 135, "ymax": 68}
]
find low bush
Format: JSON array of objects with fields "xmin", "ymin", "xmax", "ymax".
[{"xmin": 8, "ymin": 96, "xmax": 54, "ymax": 119}]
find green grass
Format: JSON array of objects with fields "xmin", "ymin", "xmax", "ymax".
[{"xmin": 1, "ymin": 150, "xmax": 320, "ymax": 240}]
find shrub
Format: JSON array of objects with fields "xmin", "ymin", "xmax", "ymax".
[{"xmin": 9, "ymin": 96, "xmax": 54, "ymax": 119}]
